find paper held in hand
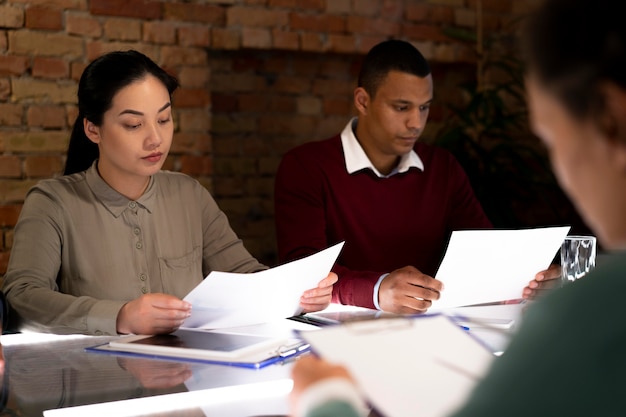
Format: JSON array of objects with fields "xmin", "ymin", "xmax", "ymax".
[
  {"xmin": 182, "ymin": 241, "xmax": 345, "ymax": 329},
  {"xmin": 432, "ymin": 226, "xmax": 570, "ymax": 310}
]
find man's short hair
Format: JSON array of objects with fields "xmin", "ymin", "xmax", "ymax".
[{"xmin": 358, "ymin": 39, "xmax": 431, "ymax": 98}]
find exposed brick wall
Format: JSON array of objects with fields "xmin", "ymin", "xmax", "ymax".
[{"xmin": 0, "ymin": 0, "xmax": 535, "ymax": 276}]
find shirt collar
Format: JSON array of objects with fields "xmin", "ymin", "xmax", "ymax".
[
  {"xmin": 340, "ymin": 117, "xmax": 424, "ymax": 178},
  {"xmin": 86, "ymin": 161, "xmax": 156, "ymax": 217}
]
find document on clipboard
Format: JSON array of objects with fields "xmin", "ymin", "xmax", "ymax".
[
  {"xmin": 297, "ymin": 314, "xmax": 496, "ymax": 417},
  {"xmin": 87, "ymin": 328, "xmax": 310, "ymax": 369}
]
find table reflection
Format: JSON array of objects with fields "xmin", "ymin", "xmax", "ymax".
[{"xmin": 0, "ymin": 333, "xmax": 292, "ymax": 417}]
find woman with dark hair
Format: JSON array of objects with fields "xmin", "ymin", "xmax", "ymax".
[
  {"xmin": 2, "ymin": 50, "xmax": 336, "ymax": 336},
  {"xmin": 289, "ymin": 0, "xmax": 626, "ymax": 416}
]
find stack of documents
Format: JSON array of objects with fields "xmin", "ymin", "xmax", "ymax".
[{"xmin": 87, "ymin": 242, "xmax": 345, "ymax": 368}]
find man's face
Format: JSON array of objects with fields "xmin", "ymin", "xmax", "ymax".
[{"xmin": 355, "ymin": 70, "xmax": 433, "ymax": 171}]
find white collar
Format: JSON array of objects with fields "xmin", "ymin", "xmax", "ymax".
[{"xmin": 340, "ymin": 117, "xmax": 424, "ymax": 178}]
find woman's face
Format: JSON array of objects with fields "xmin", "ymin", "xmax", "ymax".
[
  {"xmin": 526, "ymin": 75, "xmax": 626, "ymax": 248},
  {"xmin": 85, "ymin": 74, "xmax": 173, "ymax": 197}
]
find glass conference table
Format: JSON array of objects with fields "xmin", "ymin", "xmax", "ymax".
[{"xmin": 0, "ymin": 303, "xmax": 523, "ymax": 417}]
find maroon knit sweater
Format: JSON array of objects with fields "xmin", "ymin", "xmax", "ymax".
[{"xmin": 275, "ymin": 135, "xmax": 492, "ymax": 309}]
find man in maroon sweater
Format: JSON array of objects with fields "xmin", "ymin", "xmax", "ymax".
[{"xmin": 275, "ymin": 40, "xmax": 559, "ymax": 313}]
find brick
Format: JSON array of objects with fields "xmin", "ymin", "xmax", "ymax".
[
  {"xmin": 103, "ymin": 18, "xmax": 142, "ymax": 41},
  {"xmin": 272, "ymin": 29, "xmax": 299, "ymax": 50},
  {"xmin": 86, "ymin": 41, "xmax": 159, "ymax": 62},
  {"xmin": 347, "ymin": 16, "xmax": 400, "ymax": 36},
  {"xmin": 272, "ymin": 75, "xmax": 310, "ymax": 94},
  {"xmin": 66, "ymin": 104, "xmax": 79, "ymax": 126},
  {"xmin": 227, "ymin": 6, "xmax": 289, "ymax": 27},
  {"xmin": 290, "ymin": 13, "xmax": 346, "ymax": 33},
  {"xmin": 171, "ymin": 132, "xmax": 211, "ymax": 153},
  {"xmin": 0, "ymin": 204, "xmax": 21, "ymax": 227},
  {"xmin": 25, "ymin": 6, "xmax": 63, "ymax": 30},
  {"xmin": 0, "ymin": 78, "xmax": 9, "ymax": 101},
  {"xmin": 245, "ymin": 177, "xmax": 273, "ymax": 197},
  {"xmin": 0, "ymin": 5, "xmax": 24, "ymax": 29},
  {"xmin": 241, "ymin": 27, "xmax": 271, "ymax": 49},
  {"xmin": 427, "ymin": 0, "xmax": 465, "ymax": 6},
  {"xmin": 0, "ymin": 251, "xmax": 9, "ymax": 276},
  {"xmin": 24, "ymin": 155, "xmax": 64, "ymax": 178},
  {"xmin": 0, "ymin": 156, "xmax": 22, "ymax": 178},
  {"xmin": 0, "ymin": 179, "xmax": 38, "ymax": 203},
  {"xmin": 213, "ymin": 177, "xmax": 244, "ymax": 197},
  {"xmin": 162, "ymin": 3, "xmax": 225, "ymax": 25},
  {"xmin": 173, "ymin": 88, "xmax": 211, "ymax": 108},
  {"xmin": 68, "ymin": 62, "xmax": 87, "ymax": 83},
  {"xmin": 358, "ymin": 34, "xmax": 388, "ymax": 54},
  {"xmin": 0, "ymin": 131, "xmax": 69, "ymax": 153},
  {"xmin": 90, "ymin": 0, "xmax": 161, "ymax": 19},
  {"xmin": 327, "ymin": 34, "xmax": 357, "ymax": 53},
  {"xmin": 161, "ymin": 46, "xmax": 207, "ymax": 67},
  {"xmin": 9, "ymin": 0, "xmax": 87, "ymax": 9},
  {"xmin": 454, "ymin": 8, "xmax": 477, "ymax": 28},
  {"xmin": 178, "ymin": 25, "xmax": 210, "ymax": 47},
  {"xmin": 296, "ymin": 96, "xmax": 321, "ymax": 115},
  {"xmin": 11, "ymin": 78, "xmax": 76, "ymax": 104},
  {"xmin": 0, "ymin": 103, "xmax": 23, "ymax": 126},
  {"xmin": 27, "ymin": 105, "xmax": 67, "ymax": 128},
  {"xmin": 0, "ymin": 55, "xmax": 29, "ymax": 76},
  {"xmin": 179, "ymin": 155, "xmax": 212, "ymax": 176},
  {"xmin": 323, "ymin": 97, "xmax": 352, "ymax": 115},
  {"xmin": 402, "ymin": 23, "xmax": 451, "ymax": 42},
  {"xmin": 0, "ymin": 30, "xmax": 6, "ymax": 52},
  {"xmin": 312, "ymin": 78, "xmax": 354, "ymax": 96},
  {"xmin": 211, "ymin": 114, "xmax": 256, "ymax": 134},
  {"xmin": 177, "ymin": 109, "xmax": 210, "ymax": 132},
  {"xmin": 8, "ymin": 31, "xmax": 84, "ymax": 58},
  {"xmin": 237, "ymin": 93, "xmax": 267, "ymax": 112},
  {"xmin": 210, "ymin": 73, "xmax": 262, "ymax": 93},
  {"xmin": 32, "ymin": 57, "xmax": 69, "ymax": 79},
  {"xmin": 66, "ymin": 12, "xmax": 102, "ymax": 37},
  {"xmin": 353, "ymin": 0, "xmax": 379, "ymax": 16},
  {"xmin": 300, "ymin": 32, "xmax": 327, "ymax": 52},
  {"xmin": 258, "ymin": 114, "xmax": 316, "ymax": 135},
  {"xmin": 269, "ymin": 96, "xmax": 297, "ymax": 113},
  {"xmin": 467, "ymin": 0, "xmax": 512, "ymax": 13},
  {"xmin": 211, "ymin": 28, "xmax": 240, "ymax": 50},
  {"xmin": 212, "ymin": 93, "xmax": 238, "ymax": 113},
  {"xmin": 380, "ymin": 0, "xmax": 403, "ymax": 19},
  {"xmin": 5, "ymin": 229, "xmax": 14, "ymax": 250},
  {"xmin": 326, "ymin": 0, "xmax": 351, "ymax": 14},
  {"xmin": 142, "ymin": 21, "xmax": 177, "ymax": 44},
  {"xmin": 177, "ymin": 66, "xmax": 210, "ymax": 88},
  {"xmin": 269, "ymin": 0, "xmax": 325, "ymax": 10}
]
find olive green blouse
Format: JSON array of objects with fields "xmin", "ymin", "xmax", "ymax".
[{"xmin": 3, "ymin": 163, "xmax": 265, "ymax": 335}]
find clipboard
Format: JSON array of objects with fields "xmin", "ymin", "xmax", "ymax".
[
  {"xmin": 296, "ymin": 314, "xmax": 496, "ymax": 417},
  {"xmin": 86, "ymin": 329, "xmax": 310, "ymax": 369}
]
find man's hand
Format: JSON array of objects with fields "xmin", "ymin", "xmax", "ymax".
[
  {"xmin": 522, "ymin": 264, "xmax": 561, "ymax": 300},
  {"xmin": 116, "ymin": 293, "xmax": 192, "ymax": 335},
  {"xmin": 300, "ymin": 272, "xmax": 338, "ymax": 313},
  {"xmin": 378, "ymin": 266, "xmax": 443, "ymax": 314}
]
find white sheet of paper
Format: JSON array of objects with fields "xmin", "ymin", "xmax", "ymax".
[
  {"xmin": 431, "ymin": 226, "xmax": 570, "ymax": 310},
  {"xmin": 299, "ymin": 315, "xmax": 495, "ymax": 417},
  {"xmin": 181, "ymin": 242, "xmax": 344, "ymax": 329}
]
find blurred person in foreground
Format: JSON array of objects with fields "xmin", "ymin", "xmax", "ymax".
[{"xmin": 290, "ymin": 0, "xmax": 626, "ymax": 415}]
